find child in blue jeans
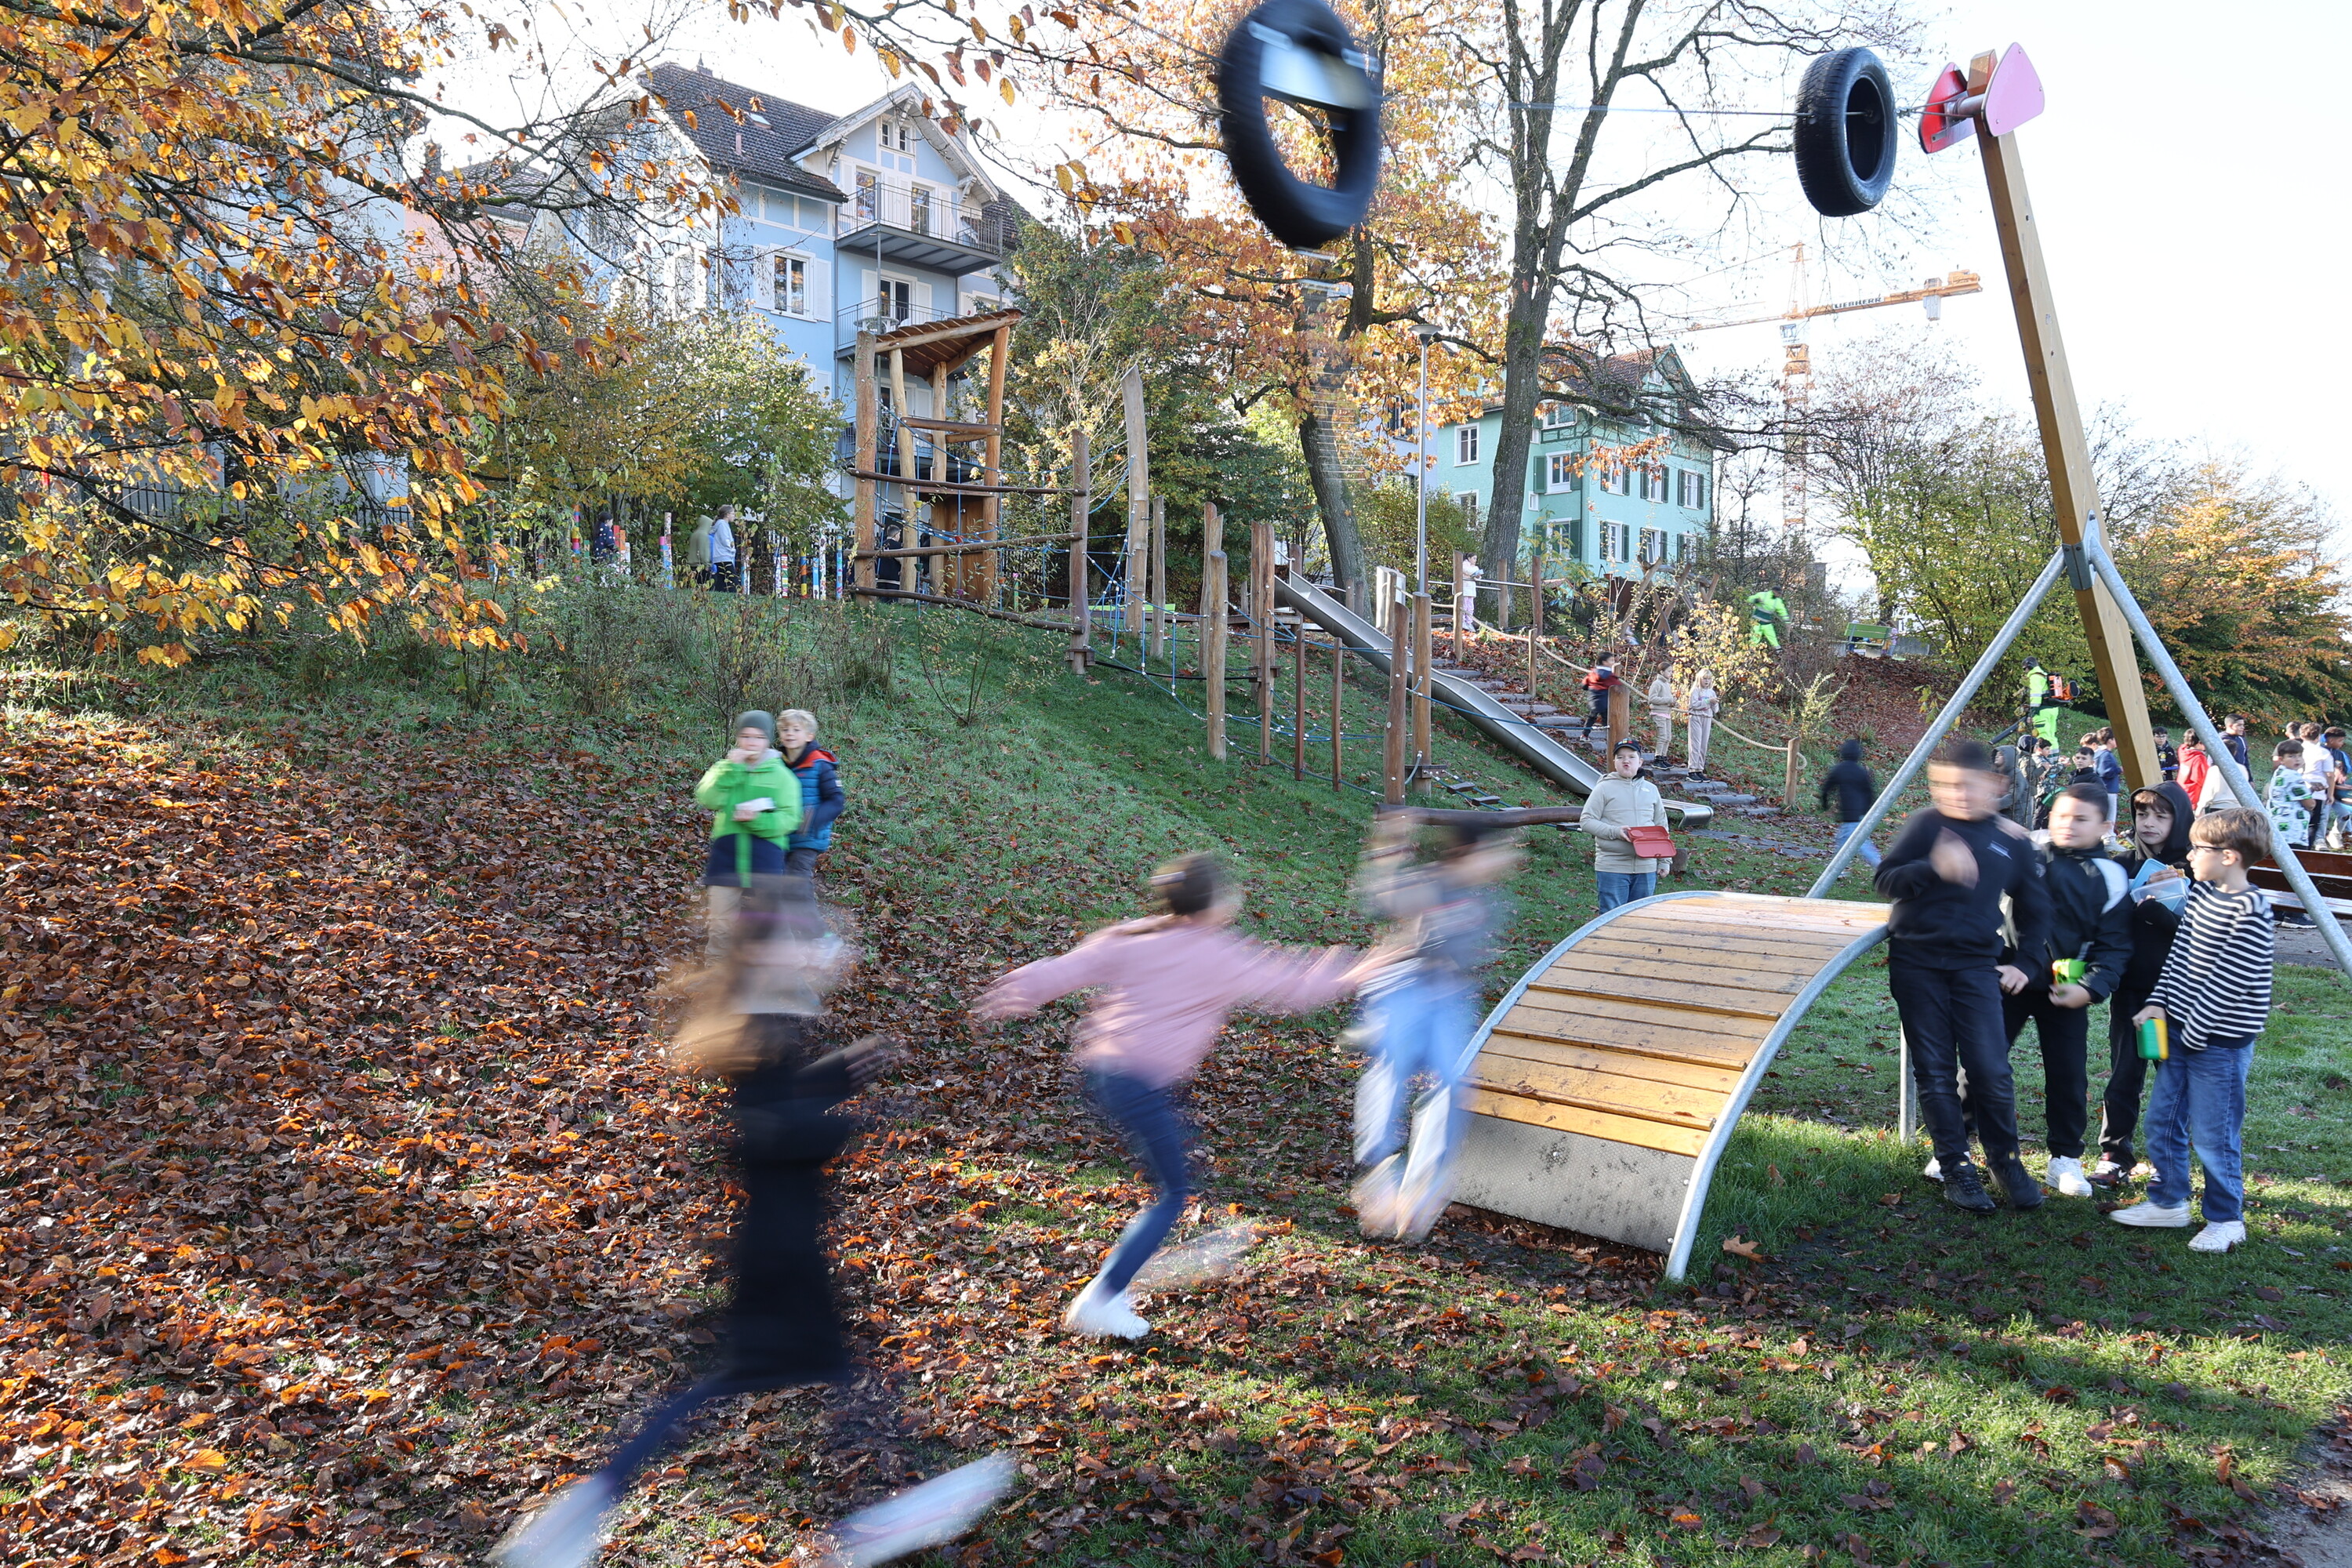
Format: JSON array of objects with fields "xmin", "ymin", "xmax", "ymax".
[
  {"xmin": 1352, "ymin": 813, "xmax": 1522, "ymax": 1242},
  {"xmin": 2110, "ymin": 808, "xmax": 2274, "ymax": 1254}
]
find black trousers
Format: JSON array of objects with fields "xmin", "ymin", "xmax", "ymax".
[
  {"xmin": 1889, "ymin": 960, "xmax": 2018, "ymax": 1167},
  {"xmin": 1995, "ymin": 982, "xmax": 2092, "ymax": 1159},
  {"xmin": 2098, "ymin": 996, "xmax": 2153, "ymax": 1168}
]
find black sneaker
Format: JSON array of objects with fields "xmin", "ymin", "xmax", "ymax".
[
  {"xmin": 1942, "ymin": 1161, "xmax": 1996, "ymax": 1214},
  {"xmin": 1990, "ymin": 1154, "xmax": 2046, "ymax": 1210}
]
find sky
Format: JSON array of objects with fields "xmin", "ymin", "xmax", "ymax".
[{"xmin": 457, "ymin": 1, "xmax": 2351, "ymax": 547}]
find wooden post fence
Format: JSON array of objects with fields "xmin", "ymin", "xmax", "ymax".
[{"xmin": 1784, "ymin": 735, "xmax": 1802, "ymax": 811}]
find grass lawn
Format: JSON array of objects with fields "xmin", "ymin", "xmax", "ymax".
[{"xmin": 0, "ymin": 603, "xmax": 2342, "ymax": 1567}]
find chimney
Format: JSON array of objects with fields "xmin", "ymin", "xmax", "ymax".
[{"xmin": 696, "ymin": 56, "xmax": 712, "ymax": 74}]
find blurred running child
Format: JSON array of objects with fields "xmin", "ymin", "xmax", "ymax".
[
  {"xmin": 1352, "ymin": 814, "xmax": 1523, "ymax": 1242},
  {"xmin": 1818, "ymin": 738, "xmax": 1882, "ymax": 869},
  {"xmin": 1580, "ymin": 659, "xmax": 1620, "ymax": 742},
  {"xmin": 975, "ymin": 855, "xmax": 1385, "ymax": 1339},
  {"xmin": 1876, "ymin": 741, "xmax": 2052, "ymax": 1214},
  {"xmin": 2111, "ymin": 808, "xmax": 2276, "ymax": 1253},
  {"xmin": 695, "ymin": 713, "xmax": 800, "ymax": 963},
  {"xmin": 2096, "ymin": 783, "xmax": 2194, "ymax": 1185},
  {"xmin": 1975, "ymin": 783, "xmax": 2132, "ymax": 1199},
  {"xmin": 777, "ymin": 709, "xmax": 844, "ymax": 880},
  {"xmin": 495, "ymin": 883, "xmax": 1013, "ymax": 1568},
  {"xmin": 1584, "ymin": 739, "xmax": 1670, "ymax": 913}
]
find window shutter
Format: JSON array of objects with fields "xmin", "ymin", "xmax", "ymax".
[
  {"xmin": 913, "ymin": 279, "xmax": 934, "ymax": 319},
  {"xmin": 1530, "ymin": 452, "xmax": 1546, "ymax": 494},
  {"xmin": 806, "ymin": 256, "xmax": 829, "ymax": 321},
  {"xmin": 860, "ymin": 268, "xmax": 877, "ymax": 321}
]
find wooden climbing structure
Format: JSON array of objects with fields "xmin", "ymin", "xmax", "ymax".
[{"xmin": 1450, "ymin": 891, "xmax": 1889, "ymax": 1280}]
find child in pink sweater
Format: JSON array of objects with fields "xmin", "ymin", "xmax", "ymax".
[{"xmin": 976, "ymin": 854, "xmax": 1384, "ymax": 1338}]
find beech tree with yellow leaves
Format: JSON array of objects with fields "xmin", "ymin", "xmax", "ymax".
[{"xmin": 0, "ymin": 0, "xmax": 714, "ymax": 663}]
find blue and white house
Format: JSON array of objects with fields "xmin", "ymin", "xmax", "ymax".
[
  {"xmin": 1434, "ymin": 346, "xmax": 1723, "ymax": 577},
  {"xmin": 619, "ymin": 64, "xmax": 1022, "ymax": 416}
]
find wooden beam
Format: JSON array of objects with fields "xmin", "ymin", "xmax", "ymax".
[
  {"xmin": 1980, "ymin": 129, "xmax": 2158, "ymax": 791},
  {"xmin": 1068, "ymin": 427, "xmax": 1091, "ymax": 673},
  {"xmin": 853, "ymin": 328, "xmax": 877, "ymax": 598},
  {"xmin": 1205, "ymin": 551, "xmax": 1228, "ymax": 759},
  {"xmin": 868, "ymin": 308, "xmax": 1024, "ymax": 356},
  {"xmin": 842, "ymin": 471, "xmax": 1067, "ymax": 497},
  {"xmin": 1201, "ymin": 500, "xmax": 1222, "ymax": 619},
  {"xmin": 854, "ymin": 531, "xmax": 1078, "ymax": 560},
  {"xmin": 1123, "ymin": 365, "xmax": 1149, "ymax": 633},
  {"xmin": 982, "ymin": 324, "xmax": 1011, "ymax": 607}
]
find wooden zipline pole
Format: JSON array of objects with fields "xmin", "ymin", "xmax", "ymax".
[
  {"xmin": 1067, "ymin": 428, "xmax": 1091, "ymax": 673},
  {"xmin": 1204, "ymin": 550, "xmax": 1228, "ymax": 759}
]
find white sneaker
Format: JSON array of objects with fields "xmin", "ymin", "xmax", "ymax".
[
  {"xmin": 1352, "ymin": 1156, "xmax": 1404, "ymax": 1240},
  {"xmin": 2091, "ymin": 1159, "xmax": 2128, "ymax": 1187},
  {"xmin": 817, "ymin": 1452, "xmax": 1016, "ymax": 1568},
  {"xmin": 2045, "ymin": 1156, "xmax": 2095, "ymax": 1198},
  {"xmin": 2189, "ymin": 1221, "xmax": 2248, "ymax": 1254},
  {"xmin": 1061, "ymin": 1276, "xmax": 1148, "ymax": 1340},
  {"xmin": 1922, "ymin": 1156, "xmax": 1944, "ymax": 1182},
  {"xmin": 492, "ymin": 1475, "xmax": 615, "ymax": 1568},
  {"xmin": 2109, "ymin": 1200, "xmax": 2193, "ymax": 1229}
]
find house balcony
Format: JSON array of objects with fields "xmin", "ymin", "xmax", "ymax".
[{"xmin": 834, "ymin": 176, "xmax": 1011, "ymax": 275}]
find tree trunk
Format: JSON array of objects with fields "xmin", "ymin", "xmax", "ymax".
[
  {"xmin": 1299, "ymin": 403, "xmax": 1366, "ymax": 597},
  {"xmin": 1480, "ymin": 279, "xmax": 1553, "ymax": 630}
]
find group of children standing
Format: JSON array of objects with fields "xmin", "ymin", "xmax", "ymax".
[{"xmin": 1875, "ymin": 741, "xmax": 2272, "ymax": 1255}]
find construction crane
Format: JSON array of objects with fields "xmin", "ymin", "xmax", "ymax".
[{"xmin": 1675, "ymin": 245, "xmax": 1984, "ymax": 528}]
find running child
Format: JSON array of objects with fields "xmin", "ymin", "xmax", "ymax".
[
  {"xmin": 495, "ymin": 882, "xmax": 1011, "ymax": 1568},
  {"xmin": 975, "ymin": 855, "xmax": 1386, "ymax": 1338},
  {"xmin": 1817, "ymin": 738, "xmax": 1882, "ymax": 869},
  {"xmin": 2111, "ymin": 808, "xmax": 2276, "ymax": 1252},
  {"xmin": 1352, "ymin": 813, "xmax": 1523, "ymax": 1242}
]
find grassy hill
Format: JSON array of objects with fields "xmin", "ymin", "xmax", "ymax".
[{"xmin": 1, "ymin": 597, "xmax": 2345, "ymax": 1566}]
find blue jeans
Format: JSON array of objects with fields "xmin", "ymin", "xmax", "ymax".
[
  {"xmin": 1353, "ymin": 969, "xmax": 1480, "ymax": 1171},
  {"xmin": 1085, "ymin": 1069, "xmax": 1192, "ymax": 1294},
  {"xmin": 2144, "ymin": 1039, "xmax": 2255, "ymax": 1223},
  {"xmin": 1832, "ymin": 820, "xmax": 1883, "ymax": 868},
  {"xmin": 1595, "ymin": 870, "xmax": 1656, "ymax": 913}
]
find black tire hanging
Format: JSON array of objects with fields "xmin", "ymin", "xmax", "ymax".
[
  {"xmin": 1793, "ymin": 47, "xmax": 1899, "ymax": 217},
  {"xmin": 1215, "ymin": 0, "xmax": 1384, "ymax": 251}
]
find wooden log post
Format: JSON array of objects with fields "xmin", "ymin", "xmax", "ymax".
[
  {"xmin": 852, "ymin": 328, "xmax": 879, "ymax": 598},
  {"xmin": 1292, "ymin": 622, "xmax": 1305, "ymax": 780},
  {"xmin": 1383, "ymin": 589, "xmax": 1409, "ymax": 804},
  {"xmin": 1205, "ymin": 550, "xmax": 1229, "ymax": 759},
  {"xmin": 1410, "ymin": 590, "xmax": 1432, "ymax": 782},
  {"xmin": 1330, "ymin": 637, "xmax": 1343, "ymax": 793},
  {"xmin": 1200, "ymin": 501, "xmax": 1222, "ymax": 619},
  {"xmin": 1149, "ymin": 495, "xmax": 1167, "ymax": 662},
  {"xmin": 1784, "ymin": 734, "xmax": 1802, "ymax": 811},
  {"xmin": 979, "ymin": 323, "xmax": 1011, "ymax": 606},
  {"xmin": 1254, "ymin": 521, "xmax": 1274, "ymax": 764},
  {"xmin": 1068, "ymin": 427, "xmax": 1091, "ymax": 673},
  {"xmin": 1122, "ymin": 365, "xmax": 1149, "ymax": 638},
  {"xmin": 1607, "ymin": 677, "xmax": 1631, "ymax": 753}
]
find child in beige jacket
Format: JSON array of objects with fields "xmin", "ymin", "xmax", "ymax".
[{"xmin": 1583, "ymin": 739, "xmax": 1670, "ymax": 913}]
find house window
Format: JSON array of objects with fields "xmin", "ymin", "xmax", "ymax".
[
  {"xmin": 909, "ymin": 185, "xmax": 932, "ymax": 235},
  {"xmin": 1458, "ymin": 493, "xmax": 1479, "ymax": 534},
  {"xmin": 879, "ymin": 121, "xmax": 916, "ymax": 172},
  {"xmin": 877, "ymin": 278, "xmax": 912, "ymax": 323},
  {"xmin": 1454, "ymin": 424, "xmax": 1480, "ymax": 465},
  {"xmin": 1541, "ymin": 403, "xmax": 1575, "ymax": 428},
  {"xmin": 855, "ymin": 169, "xmax": 879, "ymax": 222},
  {"xmin": 1676, "ymin": 531, "xmax": 1700, "ymax": 563},
  {"xmin": 1545, "ymin": 453, "xmax": 1577, "ymax": 488},
  {"xmin": 1601, "ymin": 521, "xmax": 1629, "ymax": 564},
  {"xmin": 1639, "ymin": 464, "xmax": 1669, "ymax": 503},
  {"xmin": 1597, "ymin": 461, "xmax": 1628, "ymax": 495},
  {"xmin": 1639, "ymin": 527, "xmax": 1667, "ymax": 566},
  {"xmin": 775, "ymin": 254, "xmax": 807, "ymax": 316},
  {"xmin": 1677, "ymin": 468, "xmax": 1709, "ymax": 510}
]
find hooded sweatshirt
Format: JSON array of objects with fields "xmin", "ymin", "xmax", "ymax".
[
  {"xmin": 1875, "ymin": 807, "xmax": 2052, "ymax": 970},
  {"xmin": 2113, "ymin": 782, "xmax": 2194, "ymax": 1008},
  {"xmin": 784, "ymin": 746, "xmax": 845, "ymax": 851},
  {"xmin": 1817, "ymin": 740, "xmax": 1878, "ymax": 824},
  {"xmin": 2002, "ymin": 838, "xmax": 2133, "ymax": 1000}
]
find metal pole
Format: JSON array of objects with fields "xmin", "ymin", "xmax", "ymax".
[
  {"xmin": 2083, "ymin": 540, "xmax": 2352, "ymax": 984},
  {"xmin": 1805, "ymin": 546, "xmax": 2071, "ymax": 898}
]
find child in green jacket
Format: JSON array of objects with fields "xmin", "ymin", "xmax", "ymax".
[{"xmin": 695, "ymin": 711, "xmax": 802, "ymax": 963}]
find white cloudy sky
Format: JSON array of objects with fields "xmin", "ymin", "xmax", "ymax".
[{"xmin": 445, "ymin": 0, "xmax": 2350, "ymax": 543}]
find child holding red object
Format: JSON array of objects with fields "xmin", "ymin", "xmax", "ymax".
[{"xmin": 975, "ymin": 855, "xmax": 1386, "ymax": 1339}]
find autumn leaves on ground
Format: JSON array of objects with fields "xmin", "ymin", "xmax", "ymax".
[{"xmin": 5, "ymin": 621, "xmax": 2351, "ymax": 1568}]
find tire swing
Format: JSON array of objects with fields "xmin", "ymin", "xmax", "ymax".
[
  {"xmin": 1793, "ymin": 46, "xmax": 1900, "ymax": 216},
  {"xmin": 1214, "ymin": 0, "xmax": 1384, "ymax": 249}
]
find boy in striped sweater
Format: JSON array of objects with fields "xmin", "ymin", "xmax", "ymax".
[{"xmin": 2111, "ymin": 807, "xmax": 2275, "ymax": 1253}]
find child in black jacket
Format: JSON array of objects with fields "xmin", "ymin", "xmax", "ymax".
[
  {"xmin": 1984, "ymin": 783, "xmax": 2134, "ymax": 1199},
  {"xmin": 1876, "ymin": 741, "xmax": 2053, "ymax": 1214},
  {"xmin": 1817, "ymin": 738, "xmax": 1881, "ymax": 871},
  {"xmin": 2094, "ymin": 782, "xmax": 2195, "ymax": 1185}
]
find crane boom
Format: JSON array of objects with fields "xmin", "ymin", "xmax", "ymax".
[{"xmin": 1675, "ymin": 270, "xmax": 1984, "ymax": 334}]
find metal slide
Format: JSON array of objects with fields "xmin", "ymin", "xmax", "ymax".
[{"xmin": 1272, "ymin": 567, "xmax": 1715, "ymax": 828}]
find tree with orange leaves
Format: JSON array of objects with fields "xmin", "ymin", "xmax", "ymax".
[{"xmin": 0, "ymin": 0, "xmax": 712, "ymax": 663}]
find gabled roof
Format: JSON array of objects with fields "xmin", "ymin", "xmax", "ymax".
[
  {"xmin": 642, "ymin": 62, "xmax": 845, "ymax": 203},
  {"xmin": 799, "ymin": 83, "xmax": 993, "ymax": 191}
]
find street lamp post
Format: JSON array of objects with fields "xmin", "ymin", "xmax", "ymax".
[{"xmin": 1410, "ymin": 325, "xmax": 1443, "ymax": 595}]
